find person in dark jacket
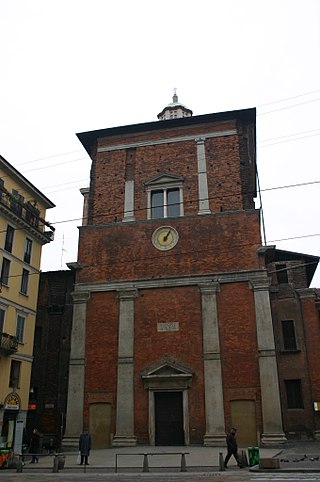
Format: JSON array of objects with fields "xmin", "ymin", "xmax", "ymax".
[
  {"xmin": 79, "ymin": 430, "xmax": 91, "ymax": 465},
  {"xmin": 29, "ymin": 429, "xmax": 40, "ymax": 463},
  {"xmin": 224, "ymin": 427, "xmax": 243, "ymax": 468}
]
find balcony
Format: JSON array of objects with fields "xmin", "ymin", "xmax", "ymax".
[
  {"xmin": 0, "ymin": 333, "xmax": 18, "ymax": 355},
  {"xmin": 0, "ymin": 187, "xmax": 55, "ymax": 243}
]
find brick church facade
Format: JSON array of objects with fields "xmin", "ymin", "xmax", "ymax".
[{"xmin": 63, "ymin": 96, "xmax": 318, "ymax": 448}]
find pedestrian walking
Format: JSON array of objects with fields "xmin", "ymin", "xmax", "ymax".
[
  {"xmin": 79, "ymin": 429, "xmax": 91, "ymax": 465},
  {"xmin": 29, "ymin": 429, "xmax": 40, "ymax": 463},
  {"xmin": 224, "ymin": 427, "xmax": 243, "ymax": 468}
]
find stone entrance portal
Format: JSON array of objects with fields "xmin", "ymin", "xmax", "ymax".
[{"xmin": 141, "ymin": 360, "xmax": 193, "ymax": 446}]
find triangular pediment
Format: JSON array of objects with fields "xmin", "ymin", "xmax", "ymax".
[
  {"xmin": 144, "ymin": 173, "xmax": 184, "ymax": 187},
  {"xmin": 142, "ymin": 361, "xmax": 193, "ymax": 379},
  {"xmin": 141, "ymin": 360, "xmax": 193, "ymax": 390},
  {"xmin": 141, "ymin": 361, "xmax": 193, "ymax": 389}
]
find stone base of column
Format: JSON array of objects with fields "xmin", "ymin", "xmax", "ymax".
[
  {"xmin": 261, "ymin": 432, "xmax": 287, "ymax": 445},
  {"xmin": 62, "ymin": 436, "xmax": 80, "ymax": 448},
  {"xmin": 203, "ymin": 433, "xmax": 226, "ymax": 446},
  {"xmin": 198, "ymin": 209, "xmax": 211, "ymax": 216},
  {"xmin": 314, "ymin": 430, "xmax": 320, "ymax": 440},
  {"xmin": 112, "ymin": 435, "xmax": 137, "ymax": 447}
]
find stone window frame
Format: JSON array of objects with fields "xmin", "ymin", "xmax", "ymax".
[
  {"xmin": 0, "ymin": 257, "xmax": 11, "ymax": 286},
  {"xmin": 9, "ymin": 359, "xmax": 21, "ymax": 389},
  {"xmin": 0, "ymin": 306, "xmax": 5, "ymax": 334},
  {"xmin": 20, "ymin": 268, "xmax": 29, "ymax": 295},
  {"xmin": 281, "ymin": 319, "xmax": 299, "ymax": 352},
  {"xmin": 284, "ymin": 379, "xmax": 304, "ymax": 409},
  {"xmin": 16, "ymin": 313, "xmax": 26, "ymax": 343},
  {"xmin": 24, "ymin": 237, "xmax": 33, "ymax": 264},
  {"xmin": 4, "ymin": 224, "xmax": 15, "ymax": 253},
  {"xmin": 145, "ymin": 173, "xmax": 184, "ymax": 220}
]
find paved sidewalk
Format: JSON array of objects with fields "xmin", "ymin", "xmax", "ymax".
[
  {"xmin": 14, "ymin": 444, "xmax": 281, "ymax": 473},
  {"xmin": 250, "ymin": 440, "xmax": 320, "ymax": 473},
  {"xmin": 3, "ymin": 440, "xmax": 320, "ymax": 475}
]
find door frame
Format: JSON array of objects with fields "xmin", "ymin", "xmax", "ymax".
[
  {"xmin": 141, "ymin": 360, "xmax": 193, "ymax": 446},
  {"xmin": 149, "ymin": 389, "xmax": 189, "ymax": 446}
]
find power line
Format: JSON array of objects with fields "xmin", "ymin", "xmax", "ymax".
[
  {"xmin": 1, "ymin": 177, "xmax": 319, "ymax": 236},
  {"xmin": 1, "ymin": 89, "xmax": 319, "ymax": 173},
  {"xmin": 258, "ymin": 128, "xmax": 320, "ymax": 143},
  {"xmin": 1, "ymin": 121, "xmax": 319, "ymax": 190},
  {"xmin": 15, "ymin": 149, "xmax": 84, "ymax": 167},
  {"xmin": 258, "ymin": 132, "xmax": 320, "ymax": 148},
  {"xmin": 2, "ymin": 234, "xmax": 319, "ymax": 283},
  {"xmin": 22, "ymin": 156, "xmax": 89, "ymax": 174},
  {"xmin": 257, "ymin": 97, "xmax": 320, "ymax": 116},
  {"xmin": 268, "ymin": 233, "xmax": 320, "ymax": 243},
  {"xmin": 257, "ymin": 89, "xmax": 320, "ymax": 108}
]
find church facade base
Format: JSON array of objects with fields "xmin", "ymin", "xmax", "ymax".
[
  {"xmin": 261, "ymin": 433, "xmax": 287, "ymax": 445},
  {"xmin": 112, "ymin": 435, "xmax": 137, "ymax": 447},
  {"xmin": 203, "ymin": 434, "xmax": 226, "ymax": 446},
  {"xmin": 62, "ymin": 436, "xmax": 80, "ymax": 448}
]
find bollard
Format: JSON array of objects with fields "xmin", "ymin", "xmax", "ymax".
[
  {"xmin": 16, "ymin": 455, "xmax": 23, "ymax": 473},
  {"xmin": 219, "ymin": 452, "xmax": 225, "ymax": 471},
  {"xmin": 241, "ymin": 449, "xmax": 248, "ymax": 467},
  {"xmin": 53, "ymin": 454, "xmax": 59, "ymax": 473},
  {"xmin": 180, "ymin": 452, "xmax": 187, "ymax": 472},
  {"xmin": 143, "ymin": 453, "xmax": 149, "ymax": 472}
]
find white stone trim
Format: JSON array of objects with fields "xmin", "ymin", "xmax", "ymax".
[
  {"xmin": 123, "ymin": 180, "xmax": 135, "ymax": 222},
  {"xmin": 73, "ymin": 270, "xmax": 269, "ymax": 294},
  {"xmin": 98, "ymin": 129, "xmax": 237, "ymax": 152}
]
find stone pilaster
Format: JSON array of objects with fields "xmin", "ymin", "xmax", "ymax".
[
  {"xmin": 64, "ymin": 290, "xmax": 90, "ymax": 447},
  {"xmin": 199, "ymin": 283, "xmax": 226, "ymax": 445},
  {"xmin": 252, "ymin": 278, "xmax": 286, "ymax": 445},
  {"xmin": 195, "ymin": 137, "xmax": 211, "ymax": 215},
  {"xmin": 112, "ymin": 289, "xmax": 137, "ymax": 447},
  {"xmin": 123, "ymin": 180, "xmax": 135, "ymax": 222}
]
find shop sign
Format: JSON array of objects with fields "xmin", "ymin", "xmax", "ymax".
[{"xmin": 4, "ymin": 393, "xmax": 20, "ymax": 410}]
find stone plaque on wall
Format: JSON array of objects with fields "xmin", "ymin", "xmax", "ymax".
[{"xmin": 157, "ymin": 322, "xmax": 179, "ymax": 332}]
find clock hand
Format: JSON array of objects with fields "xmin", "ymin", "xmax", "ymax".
[{"xmin": 163, "ymin": 229, "xmax": 171, "ymax": 242}]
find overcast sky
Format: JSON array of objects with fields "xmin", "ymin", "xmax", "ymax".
[{"xmin": 1, "ymin": 0, "xmax": 320, "ymax": 286}]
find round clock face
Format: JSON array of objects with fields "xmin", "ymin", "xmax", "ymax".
[{"xmin": 152, "ymin": 226, "xmax": 179, "ymax": 251}]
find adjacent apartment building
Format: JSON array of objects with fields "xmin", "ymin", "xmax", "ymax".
[
  {"xmin": 0, "ymin": 155, "xmax": 55, "ymax": 450},
  {"xmin": 27, "ymin": 269, "xmax": 74, "ymax": 449}
]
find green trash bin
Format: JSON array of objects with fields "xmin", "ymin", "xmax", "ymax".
[{"xmin": 248, "ymin": 446, "xmax": 260, "ymax": 466}]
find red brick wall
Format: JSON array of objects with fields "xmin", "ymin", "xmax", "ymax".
[
  {"xmin": 300, "ymin": 297, "xmax": 320, "ymax": 432},
  {"xmin": 271, "ymin": 295, "xmax": 315, "ymax": 436},
  {"xmin": 134, "ymin": 286, "xmax": 205, "ymax": 444},
  {"xmin": 218, "ymin": 282, "xmax": 262, "ymax": 432},
  {"xmin": 83, "ymin": 292, "xmax": 119, "ymax": 432},
  {"xmin": 88, "ymin": 119, "xmax": 252, "ymax": 225},
  {"xmin": 77, "ymin": 210, "xmax": 261, "ymax": 284},
  {"xmin": 83, "ymin": 281, "xmax": 265, "ymax": 443},
  {"xmin": 79, "ymin": 113, "xmax": 262, "ymax": 443}
]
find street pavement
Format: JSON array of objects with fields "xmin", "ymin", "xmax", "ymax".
[{"xmin": 0, "ymin": 440, "xmax": 319, "ymax": 481}]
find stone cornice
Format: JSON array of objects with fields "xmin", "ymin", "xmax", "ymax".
[
  {"xmin": 297, "ymin": 288, "xmax": 318, "ymax": 299},
  {"xmin": 97, "ymin": 129, "xmax": 237, "ymax": 153},
  {"xmin": 73, "ymin": 270, "xmax": 269, "ymax": 294},
  {"xmin": 71, "ymin": 291, "xmax": 90, "ymax": 304}
]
